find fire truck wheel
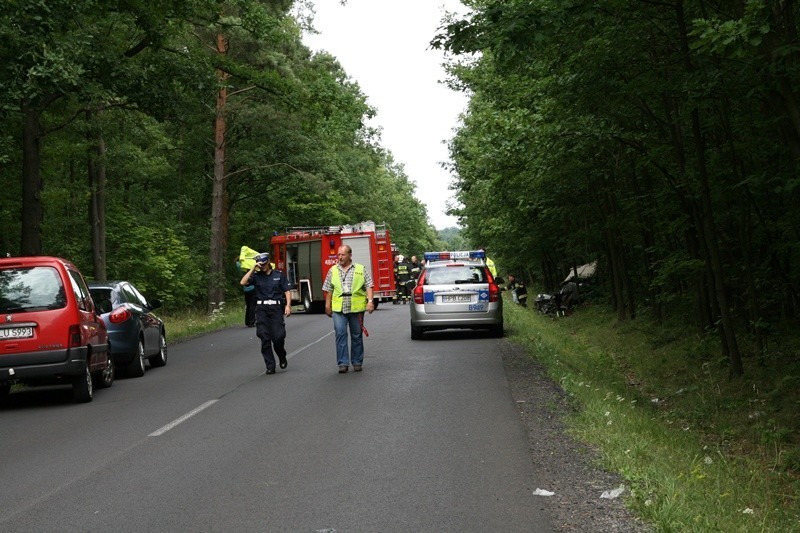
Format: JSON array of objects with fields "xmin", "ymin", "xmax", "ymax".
[{"xmin": 302, "ymin": 288, "xmax": 313, "ymax": 313}]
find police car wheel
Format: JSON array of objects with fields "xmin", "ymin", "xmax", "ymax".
[{"xmin": 410, "ymin": 324, "xmax": 423, "ymax": 340}]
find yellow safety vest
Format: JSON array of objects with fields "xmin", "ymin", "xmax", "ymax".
[
  {"xmin": 330, "ymin": 263, "xmax": 367, "ymax": 313},
  {"xmin": 486, "ymin": 257, "xmax": 497, "ymax": 277}
]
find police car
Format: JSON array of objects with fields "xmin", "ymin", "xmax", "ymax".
[{"xmin": 409, "ymin": 250, "xmax": 504, "ymax": 339}]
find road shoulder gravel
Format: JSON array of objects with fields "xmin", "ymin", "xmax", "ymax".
[{"xmin": 500, "ymin": 340, "xmax": 651, "ymax": 532}]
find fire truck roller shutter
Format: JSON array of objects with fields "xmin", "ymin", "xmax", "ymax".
[
  {"xmin": 343, "ymin": 236, "xmax": 373, "ymax": 278},
  {"xmin": 297, "ymin": 240, "xmax": 325, "ymax": 313}
]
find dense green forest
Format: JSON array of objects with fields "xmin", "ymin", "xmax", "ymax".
[
  {"xmin": 436, "ymin": 0, "xmax": 800, "ymax": 377},
  {"xmin": 5, "ymin": 1, "xmax": 800, "ymax": 380},
  {"xmin": 0, "ymin": 0, "xmax": 441, "ymax": 311}
]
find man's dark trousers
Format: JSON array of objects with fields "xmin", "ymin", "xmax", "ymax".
[{"xmin": 256, "ymin": 304, "xmax": 287, "ymax": 371}]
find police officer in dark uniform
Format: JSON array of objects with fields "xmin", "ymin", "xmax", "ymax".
[{"xmin": 240, "ymin": 252, "xmax": 292, "ymax": 374}]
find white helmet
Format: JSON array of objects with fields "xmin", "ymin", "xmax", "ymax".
[{"xmin": 397, "ymin": 255, "xmax": 404, "ymax": 262}]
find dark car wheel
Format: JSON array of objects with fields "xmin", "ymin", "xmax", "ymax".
[
  {"xmin": 149, "ymin": 332, "xmax": 168, "ymax": 368},
  {"xmin": 73, "ymin": 360, "xmax": 94, "ymax": 403},
  {"xmin": 490, "ymin": 323, "xmax": 504, "ymax": 338},
  {"xmin": 127, "ymin": 339, "xmax": 146, "ymax": 377},
  {"xmin": 94, "ymin": 354, "xmax": 115, "ymax": 389},
  {"xmin": 411, "ymin": 324, "xmax": 424, "ymax": 340}
]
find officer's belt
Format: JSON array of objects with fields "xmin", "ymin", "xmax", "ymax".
[
  {"xmin": 257, "ymin": 300, "xmax": 280, "ymax": 305},
  {"xmin": 340, "ymin": 293, "xmax": 352, "ymax": 297}
]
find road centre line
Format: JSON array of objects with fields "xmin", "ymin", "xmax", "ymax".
[
  {"xmin": 148, "ymin": 331, "xmax": 333, "ymax": 437},
  {"xmin": 287, "ymin": 330, "xmax": 334, "ymax": 358},
  {"xmin": 149, "ymin": 400, "xmax": 218, "ymax": 437}
]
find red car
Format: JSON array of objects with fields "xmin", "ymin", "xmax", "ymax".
[{"xmin": 0, "ymin": 256, "xmax": 114, "ymax": 403}]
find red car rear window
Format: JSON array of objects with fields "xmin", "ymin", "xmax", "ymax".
[{"xmin": 0, "ymin": 266, "xmax": 67, "ymax": 313}]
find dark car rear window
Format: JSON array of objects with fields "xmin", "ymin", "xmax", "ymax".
[
  {"xmin": 89, "ymin": 288, "xmax": 113, "ymax": 313},
  {"xmin": 425, "ymin": 265, "xmax": 487, "ymax": 285},
  {"xmin": 0, "ymin": 266, "xmax": 67, "ymax": 313}
]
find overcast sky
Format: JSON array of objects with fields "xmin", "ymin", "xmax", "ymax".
[{"xmin": 302, "ymin": 0, "xmax": 469, "ymax": 230}]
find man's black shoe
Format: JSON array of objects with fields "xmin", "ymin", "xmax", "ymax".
[
  {"xmin": 278, "ymin": 355, "xmax": 288, "ymax": 369},
  {"xmin": 265, "ymin": 368, "xmax": 276, "ymax": 375}
]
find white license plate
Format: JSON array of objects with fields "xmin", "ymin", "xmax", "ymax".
[
  {"xmin": 0, "ymin": 326, "xmax": 34, "ymax": 339},
  {"xmin": 441, "ymin": 294, "xmax": 472, "ymax": 303}
]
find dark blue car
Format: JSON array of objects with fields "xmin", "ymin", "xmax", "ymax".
[{"xmin": 88, "ymin": 281, "xmax": 167, "ymax": 377}]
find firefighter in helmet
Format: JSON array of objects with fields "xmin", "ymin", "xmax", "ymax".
[{"xmin": 394, "ymin": 255, "xmax": 412, "ymax": 304}]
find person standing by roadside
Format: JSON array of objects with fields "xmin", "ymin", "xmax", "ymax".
[
  {"xmin": 394, "ymin": 255, "xmax": 411, "ymax": 304},
  {"xmin": 241, "ymin": 252, "xmax": 292, "ymax": 374},
  {"xmin": 235, "ymin": 255, "xmax": 257, "ymax": 327},
  {"xmin": 323, "ymin": 245, "xmax": 375, "ymax": 373},
  {"xmin": 506, "ymin": 273, "xmax": 528, "ymax": 307},
  {"xmin": 409, "ymin": 255, "xmax": 421, "ymax": 280}
]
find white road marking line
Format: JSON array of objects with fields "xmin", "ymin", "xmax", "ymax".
[
  {"xmin": 286, "ymin": 330, "xmax": 334, "ymax": 358},
  {"xmin": 149, "ymin": 400, "xmax": 219, "ymax": 437},
  {"xmin": 149, "ymin": 332, "xmax": 332, "ymax": 437}
]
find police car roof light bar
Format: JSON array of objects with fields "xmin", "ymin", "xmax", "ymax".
[{"xmin": 424, "ymin": 250, "xmax": 485, "ymax": 262}]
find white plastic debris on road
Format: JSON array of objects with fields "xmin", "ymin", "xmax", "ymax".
[
  {"xmin": 600, "ymin": 485, "xmax": 626, "ymax": 499},
  {"xmin": 533, "ymin": 488, "xmax": 555, "ymax": 496}
]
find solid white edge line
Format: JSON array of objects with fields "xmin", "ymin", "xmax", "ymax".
[{"xmin": 149, "ymin": 399, "xmax": 219, "ymax": 437}]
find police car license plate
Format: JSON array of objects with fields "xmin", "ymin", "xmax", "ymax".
[
  {"xmin": 0, "ymin": 326, "xmax": 34, "ymax": 339},
  {"xmin": 441, "ymin": 294, "xmax": 471, "ymax": 303}
]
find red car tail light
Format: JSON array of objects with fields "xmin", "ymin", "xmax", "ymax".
[
  {"xmin": 109, "ymin": 306, "xmax": 132, "ymax": 324},
  {"xmin": 68, "ymin": 325, "xmax": 82, "ymax": 347},
  {"xmin": 413, "ymin": 272, "xmax": 427, "ymax": 304},
  {"xmin": 489, "ymin": 282, "xmax": 501, "ymax": 302}
]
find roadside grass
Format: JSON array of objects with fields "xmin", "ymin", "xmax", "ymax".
[
  {"xmin": 504, "ymin": 301, "xmax": 800, "ymax": 532},
  {"xmin": 163, "ymin": 304, "xmax": 244, "ymax": 341}
]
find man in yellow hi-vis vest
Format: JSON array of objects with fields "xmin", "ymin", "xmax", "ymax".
[{"xmin": 322, "ymin": 244, "xmax": 374, "ymax": 373}]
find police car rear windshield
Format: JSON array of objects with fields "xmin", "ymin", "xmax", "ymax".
[{"xmin": 425, "ymin": 266, "xmax": 487, "ymax": 285}]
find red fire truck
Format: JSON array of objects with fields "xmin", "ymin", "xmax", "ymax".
[{"xmin": 270, "ymin": 221, "xmax": 396, "ymax": 312}]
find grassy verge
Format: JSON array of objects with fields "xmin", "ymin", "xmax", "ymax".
[
  {"xmin": 504, "ymin": 301, "xmax": 799, "ymax": 532},
  {"xmin": 163, "ymin": 305, "xmax": 244, "ymax": 341}
]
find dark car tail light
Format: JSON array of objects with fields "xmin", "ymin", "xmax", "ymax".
[
  {"xmin": 68, "ymin": 325, "xmax": 82, "ymax": 347},
  {"xmin": 109, "ymin": 306, "xmax": 132, "ymax": 324},
  {"xmin": 413, "ymin": 272, "xmax": 427, "ymax": 304},
  {"xmin": 489, "ymin": 282, "xmax": 501, "ymax": 302}
]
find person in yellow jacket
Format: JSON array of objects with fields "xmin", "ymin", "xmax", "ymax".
[
  {"xmin": 479, "ymin": 248, "xmax": 497, "ymax": 277},
  {"xmin": 322, "ymin": 244, "xmax": 375, "ymax": 373}
]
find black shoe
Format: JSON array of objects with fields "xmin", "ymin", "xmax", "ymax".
[
  {"xmin": 278, "ymin": 354, "xmax": 287, "ymax": 369},
  {"xmin": 265, "ymin": 368, "xmax": 276, "ymax": 375}
]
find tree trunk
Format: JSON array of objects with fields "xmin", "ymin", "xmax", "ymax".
[
  {"xmin": 675, "ymin": 0, "xmax": 744, "ymax": 376},
  {"xmin": 208, "ymin": 32, "xmax": 231, "ymax": 314},
  {"xmin": 21, "ymin": 102, "xmax": 44, "ymax": 256},
  {"xmin": 87, "ymin": 111, "xmax": 107, "ymax": 281}
]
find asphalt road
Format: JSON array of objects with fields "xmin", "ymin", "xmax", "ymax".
[{"xmin": 0, "ymin": 304, "xmax": 554, "ymax": 532}]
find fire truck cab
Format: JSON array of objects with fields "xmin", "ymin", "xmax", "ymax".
[{"xmin": 270, "ymin": 221, "xmax": 396, "ymax": 313}]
